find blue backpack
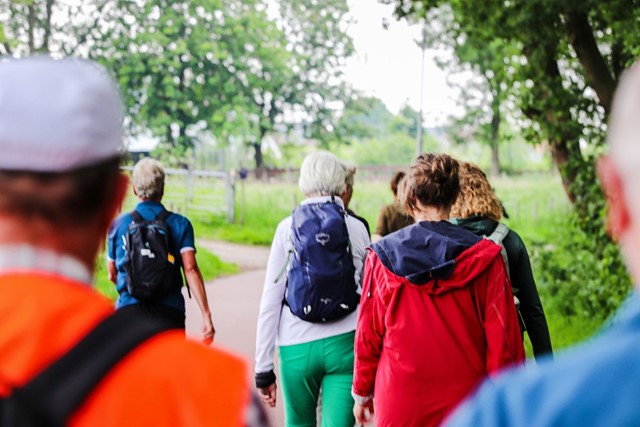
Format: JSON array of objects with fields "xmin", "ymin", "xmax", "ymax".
[{"xmin": 281, "ymin": 198, "xmax": 358, "ymax": 323}]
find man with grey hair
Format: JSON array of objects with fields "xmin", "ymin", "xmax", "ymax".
[
  {"xmin": 0, "ymin": 56, "xmax": 255, "ymax": 426},
  {"xmin": 340, "ymin": 163, "xmax": 371, "ymax": 237},
  {"xmin": 445, "ymin": 62, "xmax": 640, "ymax": 426},
  {"xmin": 107, "ymin": 157, "xmax": 215, "ymax": 343}
]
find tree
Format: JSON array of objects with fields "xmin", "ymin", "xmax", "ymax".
[
  {"xmin": 387, "ymin": 0, "xmax": 638, "ymax": 218},
  {"xmin": 390, "ymin": 104, "xmax": 422, "ymax": 139},
  {"xmin": 1, "ymin": 0, "xmax": 297, "ymax": 168},
  {"xmin": 248, "ymin": 0, "xmax": 354, "ymax": 171},
  {"xmin": 0, "ymin": 0, "xmax": 121, "ymax": 56},
  {"xmin": 335, "ymin": 95, "xmax": 394, "ymax": 141},
  {"xmin": 91, "ymin": 0, "xmax": 290, "ymax": 159}
]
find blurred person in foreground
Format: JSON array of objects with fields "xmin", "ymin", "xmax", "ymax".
[
  {"xmin": 0, "ymin": 56, "xmax": 262, "ymax": 426},
  {"xmin": 340, "ymin": 163, "xmax": 371, "ymax": 236},
  {"xmin": 445, "ymin": 62, "xmax": 640, "ymax": 426},
  {"xmin": 107, "ymin": 157, "xmax": 214, "ymax": 343},
  {"xmin": 352, "ymin": 153, "xmax": 524, "ymax": 427},
  {"xmin": 450, "ymin": 161, "xmax": 553, "ymax": 359},
  {"xmin": 372, "ymin": 170, "xmax": 413, "ymax": 242}
]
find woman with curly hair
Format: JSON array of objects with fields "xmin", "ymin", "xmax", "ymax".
[
  {"xmin": 450, "ymin": 161, "xmax": 553, "ymax": 359},
  {"xmin": 352, "ymin": 153, "xmax": 525, "ymax": 427}
]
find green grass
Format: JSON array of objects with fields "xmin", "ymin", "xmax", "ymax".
[
  {"xmin": 93, "ymin": 247, "xmax": 237, "ymax": 302},
  {"xmin": 191, "ymin": 172, "xmax": 572, "ymax": 247}
]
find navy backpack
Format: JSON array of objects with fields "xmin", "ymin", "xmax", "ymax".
[{"xmin": 282, "ymin": 198, "xmax": 358, "ymax": 323}]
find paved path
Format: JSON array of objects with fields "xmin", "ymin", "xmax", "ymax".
[{"xmin": 183, "ymin": 240, "xmax": 286, "ymax": 426}]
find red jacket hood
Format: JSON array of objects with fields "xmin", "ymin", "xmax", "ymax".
[{"xmin": 371, "ymin": 221, "xmax": 503, "ymax": 294}]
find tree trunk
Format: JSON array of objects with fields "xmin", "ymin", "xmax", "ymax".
[
  {"xmin": 253, "ymin": 142, "xmax": 264, "ymax": 180},
  {"xmin": 564, "ymin": 11, "xmax": 616, "ymax": 114},
  {"xmin": 549, "ymin": 138, "xmax": 579, "ymax": 205},
  {"xmin": 490, "ymin": 97, "xmax": 501, "ymax": 177},
  {"xmin": 490, "ymin": 142, "xmax": 500, "ymax": 177},
  {"xmin": 522, "ymin": 40, "xmax": 583, "ymax": 206},
  {"xmin": 27, "ymin": 3, "xmax": 35, "ymax": 53}
]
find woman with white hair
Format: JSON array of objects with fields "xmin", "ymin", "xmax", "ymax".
[{"xmin": 255, "ymin": 151, "xmax": 370, "ymax": 426}]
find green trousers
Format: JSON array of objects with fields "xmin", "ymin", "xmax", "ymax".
[{"xmin": 279, "ymin": 331, "xmax": 356, "ymax": 427}]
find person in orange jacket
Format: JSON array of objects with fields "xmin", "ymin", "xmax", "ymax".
[{"xmin": 0, "ymin": 56, "xmax": 266, "ymax": 427}]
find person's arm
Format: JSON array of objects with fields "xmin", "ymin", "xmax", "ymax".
[
  {"xmin": 106, "ymin": 219, "xmax": 120, "ymax": 285},
  {"xmin": 352, "ymin": 252, "xmax": 388, "ymax": 420},
  {"xmin": 107, "ymin": 259, "xmax": 117, "ymax": 284},
  {"xmin": 181, "ymin": 249, "xmax": 214, "ymax": 344},
  {"xmin": 507, "ymin": 231, "xmax": 553, "ymax": 359},
  {"xmin": 480, "ymin": 255, "xmax": 525, "ymax": 374},
  {"xmin": 255, "ymin": 219, "xmax": 290, "ymax": 407}
]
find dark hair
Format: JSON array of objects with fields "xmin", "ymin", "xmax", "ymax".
[
  {"xmin": 400, "ymin": 153, "xmax": 460, "ymax": 213},
  {"xmin": 390, "ymin": 171, "xmax": 406, "ymax": 196},
  {"xmin": 0, "ymin": 156, "xmax": 122, "ymax": 226}
]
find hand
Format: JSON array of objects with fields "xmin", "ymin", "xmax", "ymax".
[
  {"xmin": 202, "ymin": 315, "xmax": 215, "ymax": 345},
  {"xmin": 353, "ymin": 400, "xmax": 374, "ymax": 425},
  {"xmin": 258, "ymin": 383, "xmax": 277, "ymax": 408}
]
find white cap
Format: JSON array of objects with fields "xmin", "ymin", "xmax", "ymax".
[{"xmin": 0, "ymin": 56, "xmax": 123, "ymax": 172}]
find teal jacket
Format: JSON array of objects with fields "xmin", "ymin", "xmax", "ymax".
[{"xmin": 450, "ymin": 216, "xmax": 552, "ymax": 358}]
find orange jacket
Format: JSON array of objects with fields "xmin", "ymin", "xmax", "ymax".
[{"xmin": 0, "ymin": 272, "xmax": 249, "ymax": 426}]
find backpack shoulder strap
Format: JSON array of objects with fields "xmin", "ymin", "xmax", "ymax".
[
  {"xmin": 156, "ymin": 210, "xmax": 172, "ymax": 223},
  {"xmin": 488, "ymin": 222, "xmax": 509, "ymax": 244},
  {"xmin": 130, "ymin": 210, "xmax": 143, "ymax": 223},
  {"xmin": 16, "ymin": 309, "xmax": 173, "ymax": 425}
]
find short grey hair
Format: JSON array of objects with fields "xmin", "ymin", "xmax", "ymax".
[
  {"xmin": 299, "ymin": 151, "xmax": 346, "ymax": 196},
  {"xmin": 343, "ymin": 163, "xmax": 356, "ymax": 187},
  {"xmin": 132, "ymin": 157, "xmax": 165, "ymax": 200}
]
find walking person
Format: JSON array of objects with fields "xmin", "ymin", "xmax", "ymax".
[
  {"xmin": 0, "ymin": 56, "xmax": 258, "ymax": 426},
  {"xmin": 107, "ymin": 157, "xmax": 215, "ymax": 343},
  {"xmin": 352, "ymin": 153, "xmax": 524, "ymax": 427},
  {"xmin": 255, "ymin": 151, "xmax": 370, "ymax": 426},
  {"xmin": 340, "ymin": 163, "xmax": 371, "ymax": 236},
  {"xmin": 444, "ymin": 61, "xmax": 640, "ymax": 427},
  {"xmin": 450, "ymin": 161, "xmax": 553, "ymax": 359},
  {"xmin": 372, "ymin": 170, "xmax": 414, "ymax": 242}
]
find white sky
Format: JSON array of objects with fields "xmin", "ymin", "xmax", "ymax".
[{"xmin": 343, "ymin": 0, "xmax": 461, "ymax": 126}]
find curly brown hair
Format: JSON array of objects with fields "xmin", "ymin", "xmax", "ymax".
[
  {"xmin": 399, "ymin": 153, "xmax": 460, "ymax": 214},
  {"xmin": 450, "ymin": 162, "xmax": 503, "ymax": 221}
]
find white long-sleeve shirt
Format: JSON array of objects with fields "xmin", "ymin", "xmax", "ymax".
[{"xmin": 255, "ymin": 196, "xmax": 370, "ymax": 374}]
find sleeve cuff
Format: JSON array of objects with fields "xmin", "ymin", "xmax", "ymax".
[
  {"xmin": 255, "ymin": 370, "xmax": 276, "ymax": 388},
  {"xmin": 351, "ymin": 389, "xmax": 373, "ymax": 405}
]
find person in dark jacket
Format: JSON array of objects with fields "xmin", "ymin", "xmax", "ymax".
[
  {"xmin": 372, "ymin": 171, "xmax": 414, "ymax": 242},
  {"xmin": 352, "ymin": 153, "xmax": 524, "ymax": 427},
  {"xmin": 450, "ymin": 161, "xmax": 553, "ymax": 359}
]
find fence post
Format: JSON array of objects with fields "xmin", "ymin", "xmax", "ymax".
[
  {"xmin": 185, "ymin": 169, "xmax": 193, "ymax": 215},
  {"xmin": 227, "ymin": 173, "xmax": 236, "ymax": 223}
]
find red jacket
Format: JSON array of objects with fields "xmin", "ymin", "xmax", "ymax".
[{"xmin": 353, "ymin": 221, "xmax": 525, "ymax": 427}]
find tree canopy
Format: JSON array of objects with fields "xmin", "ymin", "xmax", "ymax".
[{"xmin": 0, "ymin": 0, "xmax": 354, "ymax": 171}]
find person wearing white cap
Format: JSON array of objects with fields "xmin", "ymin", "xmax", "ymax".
[
  {"xmin": 444, "ymin": 62, "xmax": 640, "ymax": 427},
  {"xmin": 0, "ymin": 57, "xmax": 262, "ymax": 426}
]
